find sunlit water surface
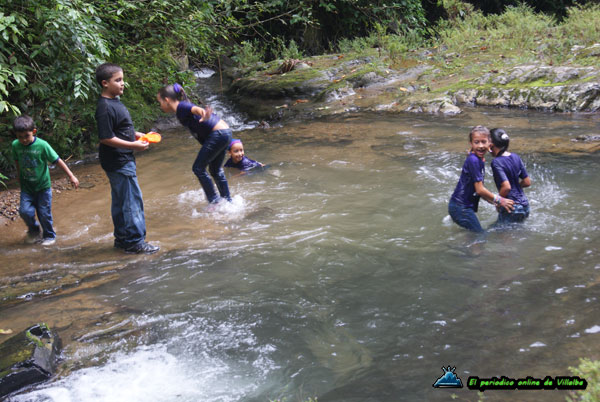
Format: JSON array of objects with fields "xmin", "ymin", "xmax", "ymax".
[{"xmin": 1, "ymin": 72, "xmax": 600, "ymax": 402}]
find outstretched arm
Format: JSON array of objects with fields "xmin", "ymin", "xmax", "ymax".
[
  {"xmin": 474, "ymin": 181, "xmax": 514, "ymax": 212},
  {"xmin": 100, "ymin": 137, "xmax": 149, "ymax": 151},
  {"xmin": 55, "ymin": 159, "xmax": 79, "ymax": 189}
]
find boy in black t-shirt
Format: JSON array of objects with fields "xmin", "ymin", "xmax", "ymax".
[{"xmin": 95, "ymin": 63, "xmax": 158, "ymax": 254}]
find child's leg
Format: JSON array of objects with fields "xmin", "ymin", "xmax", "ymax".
[
  {"xmin": 105, "ymin": 162, "xmax": 146, "ymax": 248},
  {"xmin": 19, "ymin": 190, "xmax": 41, "ymax": 234},
  {"xmin": 35, "ymin": 188, "xmax": 56, "ymax": 239},
  {"xmin": 208, "ymin": 130, "xmax": 232, "ymax": 201},
  {"xmin": 448, "ymin": 200, "xmax": 484, "ymax": 233},
  {"xmin": 192, "ymin": 130, "xmax": 231, "ymax": 203}
]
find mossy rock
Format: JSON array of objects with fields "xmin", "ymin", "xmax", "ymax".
[{"xmin": 0, "ymin": 323, "xmax": 61, "ymax": 398}]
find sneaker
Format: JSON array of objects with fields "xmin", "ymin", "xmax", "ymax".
[
  {"xmin": 25, "ymin": 232, "xmax": 41, "ymax": 244},
  {"xmin": 125, "ymin": 241, "xmax": 159, "ymax": 254},
  {"xmin": 39, "ymin": 238, "xmax": 56, "ymax": 246},
  {"xmin": 114, "ymin": 240, "xmax": 126, "ymax": 250}
]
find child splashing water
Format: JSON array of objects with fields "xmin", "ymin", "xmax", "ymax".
[
  {"xmin": 448, "ymin": 125, "xmax": 514, "ymax": 233},
  {"xmin": 489, "ymin": 128, "xmax": 531, "ymax": 226},
  {"xmin": 157, "ymin": 83, "xmax": 232, "ymax": 205}
]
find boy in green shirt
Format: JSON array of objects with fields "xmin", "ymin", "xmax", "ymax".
[{"xmin": 11, "ymin": 115, "xmax": 79, "ymax": 245}]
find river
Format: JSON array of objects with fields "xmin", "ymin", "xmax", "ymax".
[{"xmin": 1, "ymin": 70, "xmax": 599, "ymax": 402}]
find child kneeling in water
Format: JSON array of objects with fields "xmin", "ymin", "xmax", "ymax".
[
  {"xmin": 448, "ymin": 125, "xmax": 514, "ymax": 233},
  {"xmin": 224, "ymin": 139, "xmax": 264, "ymax": 172},
  {"xmin": 489, "ymin": 128, "xmax": 531, "ymax": 225}
]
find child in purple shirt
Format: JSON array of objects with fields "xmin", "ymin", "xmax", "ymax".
[
  {"xmin": 448, "ymin": 125, "xmax": 514, "ymax": 232},
  {"xmin": 224, "ymin": 139, "xmax": 264, "ymax": 172},
  {"xmin": 489, "ymin": 128, "xmax": 531, "ymax": 225}
]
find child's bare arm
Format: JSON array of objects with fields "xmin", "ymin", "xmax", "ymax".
[
  {"xmin": 55, "ymin": 159, "xmax": 79, "ymax": 189},
  {"xmin": 100, "ymin": 137, "xmax": 149, "ymax": 151},
  {"xmin": 498, "ymin": 180, "xmax": 511, "ymax": 197},
  {"xmin": 520, "ymin": 176, "xmax": 531, "ymax": 188},
  {"xmin": 474, "ymin": 181, "xmax": 514, "ymax": 212},
  {"xmin": 191, "ymin": 105, "xmax": 211, "ymax": 121}
]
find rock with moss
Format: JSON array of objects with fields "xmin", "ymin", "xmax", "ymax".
[{"xmin": 0, "ymin": 323, "xmax": 61, "ymax": 398}]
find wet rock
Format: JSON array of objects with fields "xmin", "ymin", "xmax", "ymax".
[
  {"xmin": 573, "ymin": 134, "xmax": 600, "ymax": 142},
  {"xmin": 0, "ymin": 323, "xmax": 61, "ymax": 398},
  {"xmin": 403, "ymin": 96, "xmax": 461, "ymax": 115}
]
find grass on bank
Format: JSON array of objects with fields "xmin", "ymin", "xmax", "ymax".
[{"xmin": 321, "ymin": 3, "xmax": 600, "ymax": 77}]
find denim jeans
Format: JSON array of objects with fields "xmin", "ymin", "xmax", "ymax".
[
  {"xmin": 193, "ymin": 129, "xmax": 232, "ymax": 203},
  {"xmin": 448, "ymin": 198, "xmax": 484, "ymax": 233},
  {"xmin": 105, "ymin": 161, "xmax": 146, "ymax": 248},
  {"xmin": 20, "ymin": 188, "xmax": 55, "ymax": 239},
  {"xmin": 497, "ymin": 203, "xmax": 530, "ymax": 225}
]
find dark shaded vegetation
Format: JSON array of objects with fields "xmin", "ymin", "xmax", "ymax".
[{"xmin": 0, "ymin": 0, "xmax": 595, "ymax": 178}]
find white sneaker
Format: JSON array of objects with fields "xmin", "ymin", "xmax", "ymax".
[{"xmin": 39, "ymin": 238, "xmax": 56, "ymax": 246}]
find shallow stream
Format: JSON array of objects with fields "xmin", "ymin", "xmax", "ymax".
[{"xmin": 1, "ymin": 71, "xmax": 599, "ymax": 402}]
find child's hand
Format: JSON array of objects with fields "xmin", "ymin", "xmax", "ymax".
[
  {"xmin": 200, "ymin": 106, "xmax": 213, "ymax": 122},
  {"xmin": 499, "ymin": 197, "xmax": 514, "ymax": 212},
  {"xmin": 132, "ymin": 140, "xmax": 150, "ymax": 151},
  {"xmin": 70, "ymin": 176, "xmax": 79, "ymax": 189}
]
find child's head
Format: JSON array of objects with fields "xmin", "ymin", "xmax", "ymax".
[
  {"xmin": 95, "ymin": 63, "xmax": 124, "ymax": 98},
  {"xmin": 228, "ymin": 139, "xmax": 244, "ymax": 164},
  {"xmin": 468, "ymin": 125, "xmax": 490, "ymax": 159},
  {"xmin": 13, "ymin": 115, "xmax": 36, "ymax": 146},
  {"xmin": 490, "ymin": 128, "xmax": 510, "ymax": 156},
  {"xmin": 157, "ymin": 83, "xmax": 188, "ymax": 113}
]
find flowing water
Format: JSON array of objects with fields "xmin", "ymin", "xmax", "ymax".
[{"xmin": 1, "ymin": 71, "xmax": 599, "ymax": 402}]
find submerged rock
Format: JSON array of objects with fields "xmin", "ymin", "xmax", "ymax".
[{"xmin": 0, "ymin": 323, "xmax": 61, "ymax": 398}]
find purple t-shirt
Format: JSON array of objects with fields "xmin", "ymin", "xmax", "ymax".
[
  {"xmin": 224, "ymin": 156, "xmax": 261, "ymax": 171},
  {"xmin": 176, "ymin": 101, "xmax": 220, "ymax": 144},
  {"xmin": 450, "ymin": 153, "xmax": 485, "ymax": 211},
  {"xmin": 491, "ymin": 153, "xmax": 529, "ymax": 207}
]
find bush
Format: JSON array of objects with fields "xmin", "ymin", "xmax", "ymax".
[{"xmin": 567, "ymin": 358, "xmax": 600, "ymax": 401}]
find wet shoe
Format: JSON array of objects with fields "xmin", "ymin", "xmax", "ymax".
[
  {"xmin": 25, "ymin": 233, "xmax": 41, "ymax": 244},
  {"xmin": 38, "ymin": 238, "xmax": 56, "ymax": 246},
  {"xmin": 125, "ymin": 241, "xmax": 159, "ymax": 254}
]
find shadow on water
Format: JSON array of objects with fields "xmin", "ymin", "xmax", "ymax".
[{"xmin": 1, "ymin": 75, "xmax": 600, "ymax": 401}]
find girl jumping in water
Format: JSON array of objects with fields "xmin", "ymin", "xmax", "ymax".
[{"xmin": 157, "ymin": 83, "xmax": 232, "ymax": 204}]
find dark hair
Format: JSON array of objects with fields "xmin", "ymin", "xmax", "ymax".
[
  {"xmin": 13, "ymin": 115, "xmax": 36, "ymax": 132},
  {"xmin": 469, "ymin": 125, "xmax": 490, "ymax": 142},
  {"xmin": 157, "ymin": 83, "xmax": 189, "ymax": 102},
  {"xmin": 490, "ymin": 128, "xmax": 510, "ymax": 156},
  {"xmin": 95, "ymin": 63, "xmax": 123, "ymax": 85}
]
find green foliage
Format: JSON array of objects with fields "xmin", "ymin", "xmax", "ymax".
[
  {"xmin": 567, "ymin": 358, "xmax": 600, "ymax": 401},
  {"xmin": 433, "ymin": 2, "xmax": 600, "ymax": 67},
  {"xmin": 232, "ymin": 40, "xmax": 265, "ymax": 67},
  {"xmin": 273, "ymin": 38, "xmax": 304, "ymax": 60},
  {"xmin": 0, "ymin": 171, "xmax": 7, "ymax": 189}
]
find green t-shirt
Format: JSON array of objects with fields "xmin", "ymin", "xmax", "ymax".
[{"xmin": 11, "ymin": 137, "xmax": 59, "ymax": 194}]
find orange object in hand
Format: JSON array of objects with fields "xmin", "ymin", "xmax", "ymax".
[{"xmin": 140, "ymin": 132, "xmax": 162, "ymax": 143}]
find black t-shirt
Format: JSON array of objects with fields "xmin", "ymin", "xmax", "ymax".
[{"xmin": 96, "ymin": 96, "xmax": 136, "ymax": 171}]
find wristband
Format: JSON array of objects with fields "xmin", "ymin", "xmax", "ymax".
[{"xmin": 493, "ymin": 195, "xmax": 501, "ymax": 205}]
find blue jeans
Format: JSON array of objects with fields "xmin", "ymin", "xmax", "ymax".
[
  {"xmin": 105, "ymin": 161, "xmax": 146, "ymax": 248},
  {"xmin": 193, "ymin": 129, "xmax": 232, "ymax": 203},
  {"xmin": 497, "ymin": 204, "xmax": 530, "ymax": 225},
  {"xmin": 20, "ymin": 188, "xmax": 55, "ymax": 239},
  {"xmin": 448, "ymin": 199, "xmax": 484, "ymax": 233}
]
